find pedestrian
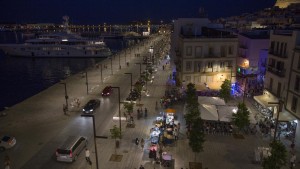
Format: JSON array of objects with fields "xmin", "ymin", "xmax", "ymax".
[
  {"xmin": 4, "ymin": 155, "xmax": 10, "ymax": 169},
  {"xmin": 130, "ymin": 116, "xmax": 134, "ymax": 123},
  {"xmin": 63, "ymin": 104, "xmax": 67, "ymax": 115},
  {"xmin": 140, "ymin": 138, "xmax": 145, "ymax": 149},
  {"xmin": 173, "ymin": 129, "xmax": 178, "ymax": 140},
  {"xmin": 85, "ymin": 148, "xmax": 92, "ymax": 165},
  {"xmin": 290, "ymin": 154, "xmax": 296, "ymax": 169},
  {"xmin": 144, "ymin": 108, "xmax": 148, "ymax": 118},
  {"xmin": 135, "ymin": 138, "xmax": 139, "ymax": 146},
  {"xmin": 177, "ymin": 123, "xmax": 181, "ymax": 132},
  {"xmin": 139, "ymin": 165, "xmax": 145, "ymax": 169},
  {"xmin": 162, "ymin": 65, "xmax": 165, "ymax": 70}
]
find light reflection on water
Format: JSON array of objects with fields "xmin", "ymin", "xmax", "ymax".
[{"xmin": 0, "ymin": 31, "xmax": 127, "ymax": 111}]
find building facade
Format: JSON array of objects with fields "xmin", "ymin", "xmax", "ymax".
[
  {"xmin": 237, "ymin": 31, "xmax": 269, "ymax": 94},
  {"xmin": 172, "ymin": 18, "xmax": 237, "ymax": 90},
  {"xmin": 260, "ymin": 30, "xmax": 300, "ymax": 142}
]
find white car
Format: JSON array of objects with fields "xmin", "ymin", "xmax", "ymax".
[{"xmin": 0, "ymin": 135, "xmax": 16, "ymax": 151}]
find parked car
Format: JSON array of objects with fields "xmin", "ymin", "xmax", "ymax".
[
  {"xmin": 82, "ymin": 99, "xmax": 100, "ymax": 114},
  {"xmin": 56, "ymin": 136, "xmax": 87, "ymax": 162},
  {"xmin": 102, "ymin": 86, "xmax": 113, "ymax": 96},
  {"xmin": 0, "ymin": 135, "xmax": 16, "ymax": 151}
]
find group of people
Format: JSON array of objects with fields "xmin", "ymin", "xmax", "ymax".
[{"xmin": 137, "ymin": 107, "xmax": 148, "ymax": 119}]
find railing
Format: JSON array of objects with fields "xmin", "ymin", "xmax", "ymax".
[
  {"xmin": 267, "ymin": 66, "xmax": 286, "ymax": 77},
  {"xmin": 268, "ymin": 49, "xmax": 288, "ymax": 59}
]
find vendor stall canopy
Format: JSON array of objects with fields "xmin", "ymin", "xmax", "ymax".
[{"xmin": 165, "ymin": 108, "xmax": 176, "ymax": 113}]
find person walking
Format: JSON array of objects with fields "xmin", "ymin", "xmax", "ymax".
[
  {"xmin": 135, "ymin": 138, "xmax": 139, "ymax": 146},
  {"xmin": 4, "ymin": 155, "xmax": 10, "ymax": 169},
  {"xmin": 140, "ymin": 138, "xmax": 145, "ymax": 149},
  {"xmin": 85, "ymin": 148, "xmax": 92, "ymax": 165},
  {"xmin": 290, "ymin": 153, "xmax": 296, "ymax": 169},
  {"xmin": 144, "ymin": 108, "xmax": 148, "ymax": 118}
]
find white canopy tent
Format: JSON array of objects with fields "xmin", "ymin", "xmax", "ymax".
[
  {"xmin": 217, "ymin": 106, "xmax": 237, "ymax": 122},
  {"xmin": 198, "ymin": 96, "xmax": 225, "ymax": 106},
  {"xmin": 200, "ymin": 104, "xmax": 219, "ymax": 121}
]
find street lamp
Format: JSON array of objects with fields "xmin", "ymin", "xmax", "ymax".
[
  {"xmin": 124, "ymin": 73, "xmax": 133, "ymax": 91},
  {"xmin": 60, "ymin": 81, "xmax": 68, "ymax": 110},
  {"xmin": 81, "ymin": 114, "xmax": 108, "ymax": 169},
  {"xmin": 110, "ymin": 57, "xmax": 113, "ymax": 75},
  {"xmin": 118, "ymin": 53, "xmax": 121, "ymax": 69},
  {"xmin": 111, "ymin": 87, "xmax": 122, "ymax": 136},
  {"xmin": 135, "ymin": 63, "xmax": 142, "ymax": 77},
  {"xmin": 85, "ymin": 71, "xmax": 89, "ymax": 95},
  {"xmin": 100, "ymin": 64, "xmax": 103, "ymax": 84}
]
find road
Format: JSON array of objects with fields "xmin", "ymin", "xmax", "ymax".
[{"xmin": 0, "ymin": 34, "xmax": 169, "ymax": 169}]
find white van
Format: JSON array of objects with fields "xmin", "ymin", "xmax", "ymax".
[{"xmin": 56, "ymin": 136, "xmax": 87, "ymax": 162}]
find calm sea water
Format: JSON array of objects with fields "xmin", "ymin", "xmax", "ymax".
[{"xmin": 0, "ymin": 31, "xmax": 128, "ymax": 111}]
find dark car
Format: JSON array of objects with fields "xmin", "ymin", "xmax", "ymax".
[
  {"xmin": 102, "ymin": 86, "xmax": 113, "ymax": 96},
  {"xmin": 82, "ymin": 99, "xmax": 100, "ymax": 114}
]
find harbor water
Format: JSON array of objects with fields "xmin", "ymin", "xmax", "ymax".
[{"xmin": 0, "ymin": 31, "xmax": 129, "ymax": 111}]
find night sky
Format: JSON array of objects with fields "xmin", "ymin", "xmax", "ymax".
[{"xmin": 0, "ymin": 0, "xmax": 276, "ymax": 24}]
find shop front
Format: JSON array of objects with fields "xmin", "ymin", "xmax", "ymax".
[{"xmin": 253, "ymin": 90, "xmax": 279, "ymax": 118}]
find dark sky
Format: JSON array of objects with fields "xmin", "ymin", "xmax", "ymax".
[{"xmin": 0, "ymin": 0, "xmax": 276, "ymax": 24}]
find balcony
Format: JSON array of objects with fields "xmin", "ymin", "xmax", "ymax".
[
  {"xmin": 268, "ymin": 50, "xmax": 288, "ymax": 59},
  {"xmin": 239, "ymin": 44, "xmax": 248, "ymax": 49},
  {"xmin": 239, "ymin": 55, "xmax": 247, "ymax": 58},
  {"xmin": 267, "ymin": 66, "xmax": 286, "ymax": 77}
]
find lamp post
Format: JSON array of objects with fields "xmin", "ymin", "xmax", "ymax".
[
  {"xmin": 81, "ymin": 114, "xmax": 108, "ymax": 169},
  {"xmin": 118, "ymin": 54, "xmax": 121, "ymax": 69},
  {"xmin": 124, "ymin": 73, "xmax": 133, "ymax": 91},
  {"xmin": 135, "ymin": 63, "xmax": 142, "ymax": 77},
  {"xmin": 100, "ymin": 64, "xmax": 103, "ymax": 84},
  {"xmin": 110, "ymin": 57, "xmax": 113, "ymax": 75},
  {"xmin": 60, "ymin": 81, "xmax": 68, "ymax": 110},
  {"xmin": 85, "ymin": 71, "xmax": 89, "ymax": 95},
  {"xmin": 111, "ymin": 87, "xmax": 122, "ymax": 136},
  {"xmin": 268, "ymin": 100, "xmax": 283, "ymax": 142}
]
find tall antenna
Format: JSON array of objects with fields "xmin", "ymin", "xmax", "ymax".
[{"xmin": 62, "ymin": 16, "xmax": 70, "ymax": 33}]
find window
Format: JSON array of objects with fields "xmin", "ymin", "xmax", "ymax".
[
  {"xmin": 220, "ymin": 62, "xmax": 225, "ymax": 68},
  {"xmin": 270, "ymin": 41, "xmax": 275, "ymax": 52},
  {"xmin": 185, "ymin": 76, "xmax": 191, "ymax": 82},
  {"xmin": 221, "ymin": 46, "xmax": 226, "ymax": 57},
  {"xmin": 269, "ymin": 78, "xmax": 273, "ymax": 91},
  {"xmin": 207, "ymin": 62, "xmax": 213, "ymax": 68},
  {"xmin": 291, "ymin": 96, "xmax": 298, "ymax": 112},
  {"xmin": 295, "ymin": 76, "xmax": 300, "ymax": 92},
  {"xmin": 186, "ymin": 61, "xmax": 192, "ymax": 71},
  {"xmin": 298, "ymin": 54, "xmax": 300, "ymax": 69},
  {"xmin": 195, "ymin": 46, "xmax": 202, "ymax": 57},
  {"xmin": 194, "ymin": 61, "xmax": 201, "ymax": 72},
  {"xmin": 228, "ymin": 46, "xmax": 234, "ymax": 55},
  {"xmin": 186, "ymin": 46, "xmax": 192, "ymax": 56},
  {"xmin": 208, "ymin": 47, "xmax": 214, "ymax": 56}
]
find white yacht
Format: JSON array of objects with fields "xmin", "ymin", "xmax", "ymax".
[{"xmin": 0, "ymin": 17, "xmax": 112, "ymax": 58}]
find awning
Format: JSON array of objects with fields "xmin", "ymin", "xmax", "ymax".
[
  {"xmin": 198, "ymin": 96, "xmax": 225, "ymax": 106},
  {"xmin": 279, "ymin": 110, "xmax": 297, "ymax": 122},
  {"xmin": 165, "ymin": 108, "xmax": 176, "ymax": 113},
  {"xmin": 254, "ymin": 94, "xmax": 278, "ymax": 108},
  {"xmin": 200, "ymin": 104, "xmax": 219, "ymax": 121},
  {"xmin": 217, "ymin": 106, "xmax": 237, "ymax": 122}
]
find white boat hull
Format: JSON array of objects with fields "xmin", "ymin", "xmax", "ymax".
[{"xmin": 0, "ymin": 44, "xmax": 112, "ymax": 58}]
